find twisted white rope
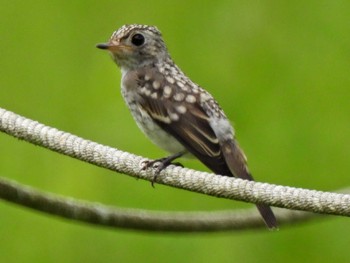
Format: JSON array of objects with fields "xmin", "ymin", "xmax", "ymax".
[{"xmin": 0, "ymin": 107, "xmax": 348, "ymax": 231}]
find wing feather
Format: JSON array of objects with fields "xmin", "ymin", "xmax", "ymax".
[{"xmin": 133, "ymin": 69, "xmax": 230, "ymax": 175}]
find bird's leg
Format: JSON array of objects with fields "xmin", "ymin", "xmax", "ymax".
[{"xmin": 142, "ymin": 151, "xmax": 186, "ymax": 187}]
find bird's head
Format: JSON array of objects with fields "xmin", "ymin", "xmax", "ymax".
[{"xmin": 97, "ymin": 24, "xmax": 168, "ymax": 71}]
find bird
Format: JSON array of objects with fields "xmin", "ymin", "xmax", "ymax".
[{"xmin": 96, "ymin": 24, "xmax": 277, "ymax": 229}]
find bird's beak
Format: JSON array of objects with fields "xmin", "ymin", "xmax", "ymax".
[
  {"xmin": 96, "ymin": 43, "xmax": 111, "ymax": 50},
  {"xmin": 96, "ymin": 41, "xmax": 131, "ymax": 53},
  {"xmin": 96, "ymin": 42, "xmax": 120, "ymax": 51}
]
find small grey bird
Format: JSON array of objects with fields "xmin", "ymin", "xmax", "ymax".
[{"xmin": 97, "ymin": 24, "xmax": 277, "ymax": 229}]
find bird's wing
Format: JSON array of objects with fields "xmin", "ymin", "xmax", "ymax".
[
  {"xmin": 142, "ymin": 93, "xmax": 230, "ymax": 174},
  {"xmin": 129, "ymin": 68, "xmax": 231, "ymax": 175}
]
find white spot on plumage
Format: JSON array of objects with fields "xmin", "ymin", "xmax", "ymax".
[
  {"xmin": 180, "ymin": 85, "xmax": 189, "ymax": 91},
  {"xmin": 153, "ymin": 80, "xmax": 161, "ymax": 89},
  {"xmin": 200, "ymin": 92, "xmax": 212, "ymax": 102},
  {"xmin": 151, "ymin": 92, "xmax": 158, "ymax": 99},
  {"xmin": 177, "ymin": 81, "xmax": 184, "ymax": 88},
  {"xmin": 166, "ymin": 76, "xmax": 175, "ymax": 84},
  {"xmin": 145, "ymin": 74, "xmax": 151, "ymax": 81},
  {"xmin": 185, "ymin": 94, "xmax": 196, "ymax": 103},
  {"xmin": 169, "ymin": 112, "xmax": 179, "ymax": 121},
  {"xmin": 140, "ymin": 86, "xmax": 151, "ymax": 96},
  {"xmin": 174, "ymin": 92, "xmax": 185, "ymax": 101},
  {"xmin": 191, "ymin": 87, "xmax": 199, "ymax": 93},
  {"xmin": 163, "ymin": 85, "xmax": 172, "ymax": 98},
  {"xmin": 176, "ymin": 105, "xmax": 187, "ymax": 114}
]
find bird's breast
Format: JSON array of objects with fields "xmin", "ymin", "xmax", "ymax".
[{"xmin": 120, "ymin": 82, "xmax": 185, "ymax": 154}]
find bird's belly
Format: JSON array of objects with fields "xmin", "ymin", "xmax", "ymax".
[{"xmin": 125, "ymin": 101, "xmax": 185, "ymax": 154}]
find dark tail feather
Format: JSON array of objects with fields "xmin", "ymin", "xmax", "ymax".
[
  {"xmin": 221, "ymin": 139, "xmax": 278, "ymax": 229},
  {"xmin": 256, "ymin": 204, "xmax": 278, "ymax": 229}
]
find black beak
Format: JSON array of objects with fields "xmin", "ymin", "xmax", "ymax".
[{"xmin": 96, "ymin": 43, "xmax": 110, "ymax": 49}]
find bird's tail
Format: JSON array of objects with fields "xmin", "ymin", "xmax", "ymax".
[
  {"xmin": 256, "ymin": 204, "xmax": 278, "ymax": 230},
  {"xmin": 221, "ymin": 139, "xmax": 278, "ymax": 229}
]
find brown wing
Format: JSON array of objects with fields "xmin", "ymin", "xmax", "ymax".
[
  {"xmin": 140, "ymin": 93, "xmax": 231, "ymax": 176},
  {"xmin": 131, "ymin": 68, "xmax": 232, "ymax": 176}
]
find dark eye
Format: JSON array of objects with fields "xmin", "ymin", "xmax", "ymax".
[{"xmin": 131, "ymin": 33, "xmax": 145, "ymax": 46}]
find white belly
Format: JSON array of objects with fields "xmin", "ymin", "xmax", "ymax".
[
  {"xmin": 130, "ymin": 104, "xmax": 185, "ymax": 154},
  {"xmin": 121, "ymin": 90, "xmax": 185, "ymax": 154}
]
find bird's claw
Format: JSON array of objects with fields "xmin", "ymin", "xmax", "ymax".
[{"xmin": 141, "ymin": 158, "xmax": 183, "ymax": 187}]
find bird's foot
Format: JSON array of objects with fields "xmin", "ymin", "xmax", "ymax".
[{"xmin": 141, "ymin": 151, "xmax": 185, "ymax": 187}]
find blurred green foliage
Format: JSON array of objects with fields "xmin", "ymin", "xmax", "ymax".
[{"xmin": 1, "ymin": 1, "xmax": 350, "ymax": 262}]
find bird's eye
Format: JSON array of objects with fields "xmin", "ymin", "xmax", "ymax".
[{"xmin": 131, "ymin": 33, "xmax": 145, "ymax": 46}]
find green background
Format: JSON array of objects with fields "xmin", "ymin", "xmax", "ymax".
[{"xmin": 1, "ymin": 1, "xmax": 350, "ymax": 262}]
